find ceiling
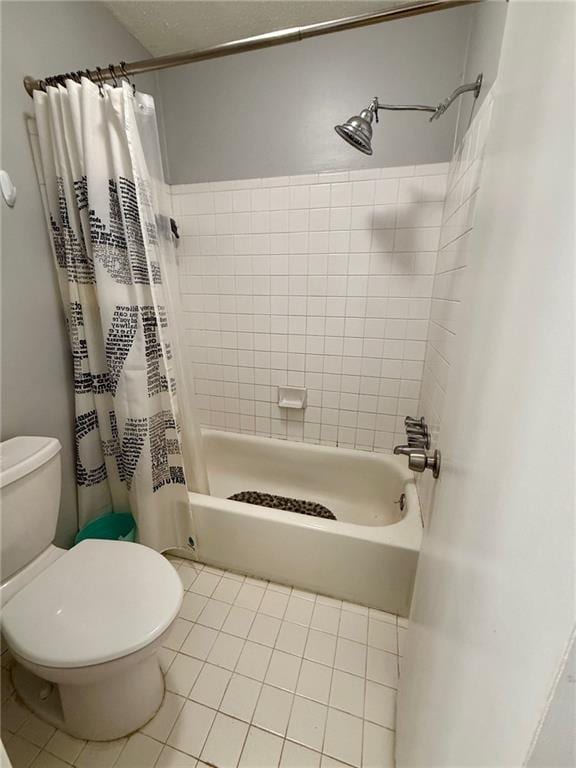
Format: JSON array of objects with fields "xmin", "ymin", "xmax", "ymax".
[{"xmin": 104, "ymin": 1, "xmax": 406, "ymax": 56}]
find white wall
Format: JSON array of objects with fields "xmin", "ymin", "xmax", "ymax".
[
  {"xmin": 0, "ymin": 1, "xmax": 164, "ymax": 546},
  {"xmin": 454, "ymin": 0, "xmax": 507, "ymax": 145},
  {"xmin": 173, "ymin": 162, "xmax": 447, "ymax": 451},
  {"xmin": 397, "ymin": 1, "xmax": 575, "ymax": 765}
]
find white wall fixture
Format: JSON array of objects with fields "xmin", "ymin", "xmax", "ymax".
[
  {"xmin": 0, "ymin": 170, "xmax": 17, "ymax": 207},
  {"xmin": 278, "ymin": 387, "xmax": 307, "ymax": 409},
  {"xmin": 397, "ymin": 1, "xmax": 574, "ymax": 765}
]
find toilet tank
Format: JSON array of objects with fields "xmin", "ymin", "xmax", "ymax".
[{"xmin": 0, "ymin": 437, "xmax": 62, "ymax": 582}]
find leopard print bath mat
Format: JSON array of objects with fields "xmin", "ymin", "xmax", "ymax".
[{"xmin": 228, "ymin": 491, "xmax": 336, "ymax": 520}]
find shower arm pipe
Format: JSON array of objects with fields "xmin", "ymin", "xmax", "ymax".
[
  {"xmin": 370, "ymin": 74, "xmax": 483, "ymax": 122},
  {"xmin": 23, "ymin": 0, "xmax": 481, "ymax": 96},
  {"xmin": 375, "ymin": 104, "xmax": 437, "ymax": 112}
]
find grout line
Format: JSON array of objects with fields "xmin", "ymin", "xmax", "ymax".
[
  {"xmin": 361, "ymin": 611, "xmax": 371, "ymax": 768},
  {"xmin": 276, "ymin": 597, "xmax": 317, "ymax": 762}
]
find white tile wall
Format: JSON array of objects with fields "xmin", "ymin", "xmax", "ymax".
[
  {"xmin": 417, "ymin": 92, "xmax": 495, "ymax": 521},
  {"xmin": 173, "ymin": 163, "xmax": 448, "ymax": 452}
]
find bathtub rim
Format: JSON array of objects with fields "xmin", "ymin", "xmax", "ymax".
[{"xmin": 194, "ymin": 428, "xmax": 422, "ymax": 552}]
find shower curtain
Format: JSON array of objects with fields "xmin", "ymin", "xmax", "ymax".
[{"xmin": 34, "ymin": 78, "xmax": 209, "ymax": 551}]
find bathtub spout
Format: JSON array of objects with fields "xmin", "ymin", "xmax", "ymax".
[{"xmin": 393, "ymin": 445, "xmax": 414, "ymax": 455}]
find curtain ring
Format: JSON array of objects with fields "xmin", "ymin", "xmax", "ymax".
[
  {"xmin": 119, "ymin": 61, "xmax": 130, "ymax": 82},
  {"xmin": 119, "ymin": 61, "xmax": 136, "ymax": 96},
  {"xmin": 108, "ymin": 64, "xmax": 119, "ymax": 87},
  {"xmin": 95, "ymin": 66, "xmax": 105, "ymax": 97}
]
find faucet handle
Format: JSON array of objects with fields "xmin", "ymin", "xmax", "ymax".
[
  {"xmin": 405, "ymin": 416, "xmax": 425, "ymax": 428},
  {"xmin": 408, "ymin": 429, "xmax": 430, "ymax": 449},
  {"xmin": 408, "ymin": 433, "xmax": 429, "ymax": 449}
]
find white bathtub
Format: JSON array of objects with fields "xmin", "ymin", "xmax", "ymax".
[{"xmin": 185, "ymin": 430, "xmax": 422, "ymax": 617}]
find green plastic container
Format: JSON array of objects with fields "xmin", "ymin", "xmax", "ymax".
[{"xmin": 75, "ymin": 512, "xmax": 136, "ymax": 545}]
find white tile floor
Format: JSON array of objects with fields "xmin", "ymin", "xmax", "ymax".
[{"xmin": 2, "ymin": 557, "xmax": 407, "ymax": 768}]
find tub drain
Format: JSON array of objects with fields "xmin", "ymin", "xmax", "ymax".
[{"xmin": 228, "ymin": 491, "xmax": 336, "ymax": 520}]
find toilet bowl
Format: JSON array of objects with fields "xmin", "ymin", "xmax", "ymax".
[
  {"xmin": 3, "ymin": 539, "xmax": 183, "ymax": 741},
  {"xmin": 0, "ymin": 437, "xmax": 183, "ymax": 740}
]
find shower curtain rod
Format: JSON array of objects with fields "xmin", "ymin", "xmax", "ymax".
[{"xmin": 23, "ymin": 0, "xmax": 480, "ymax": 96}]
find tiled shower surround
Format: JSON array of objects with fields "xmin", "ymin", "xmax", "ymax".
[
  {"xmin": 173, "ymin": 163, "xmax": 448, "ymax": 451},
  {"xmin": 417, "ymin": 93, "xmax": 494, "ymax": 521},
  {"xmin": 420, "ymin": 96, "xmax": 494, "ymax": 432}
]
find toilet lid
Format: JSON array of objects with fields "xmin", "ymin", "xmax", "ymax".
[{"xmin": 1, "ymin": 540, "xmax": 183, "ymax": 668}]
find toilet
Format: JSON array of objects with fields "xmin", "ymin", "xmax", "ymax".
[{"xmin": 0, "ymin": 436, "xmax": 183, "ymax": 741}]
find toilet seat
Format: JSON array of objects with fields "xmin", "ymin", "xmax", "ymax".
[{"xmin": 2, "ymin": 539, "xmax": 182, "ymax": 669}]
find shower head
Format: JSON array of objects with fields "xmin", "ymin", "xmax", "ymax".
[
  {"xmin": 334, "ymin": 75, "xmax": 483, "ymax": 155},
  {"xmin": 334, "ymin": 103, "xmax": 376, "ymax": 156}
]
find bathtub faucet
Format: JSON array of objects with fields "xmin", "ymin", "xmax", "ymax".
[{"xmin": 393, "ymin": 445, "xmax": 442, "ymax": 479}]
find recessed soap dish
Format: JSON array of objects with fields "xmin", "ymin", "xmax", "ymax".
[{"xmin": 278, "ymin": 387, "xmax": 307, "ymax": 409}]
